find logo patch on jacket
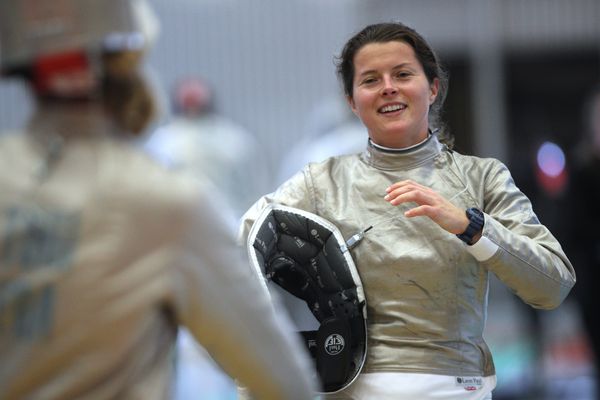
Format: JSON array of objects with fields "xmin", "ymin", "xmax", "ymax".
[{"xmin": 456, "ymin": 376, "xmax": 483, "ymax": 391}]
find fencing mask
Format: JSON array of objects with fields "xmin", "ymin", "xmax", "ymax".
[{"xmin": 247, "ymin": 204, "xmax": 367, "ymax": 393}]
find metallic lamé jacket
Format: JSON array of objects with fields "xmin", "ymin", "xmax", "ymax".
[{"xmin": 240, "ymin": 134, "xmax": 575, "ymax": 378}]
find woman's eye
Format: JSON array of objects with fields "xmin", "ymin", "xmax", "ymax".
[
  {"xmin": 361, "ymin": 77, "xmax": 377, "ymax": 85},
  {"xmin": 396, "ymin": 71, "xmax": 410, "ymax": 79}
]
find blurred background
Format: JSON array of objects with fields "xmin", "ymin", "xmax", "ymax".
[{"xmin": 1, "ymin": 0, "xmax": 599, "ymax": 399}]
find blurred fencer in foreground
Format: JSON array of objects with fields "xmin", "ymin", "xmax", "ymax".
[{"xmin": 0, "ymin": 0, "xmax": 316, "ymax": 399}]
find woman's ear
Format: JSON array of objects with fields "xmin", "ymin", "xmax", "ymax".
[
  {"xmin": 346, "ymin": 95, "xmax": 359, "ymax": 116},
  {"xmin": 429, "ymin": 78, "xmax": 439, "ymax": 105}
]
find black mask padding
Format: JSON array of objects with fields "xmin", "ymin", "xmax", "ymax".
[
  {"xmin": 252, "ymin": 208, "xmax": 366, "ymax": 392},
  {"xmin": 269, "ymin": 255, "xmax": 321, "ymax": 308},
  {"xmin": 317, "ymin": 317, "xmax": 352, "ymax": 390},
  {"xmin": 252, "ymin": 213, "xmax": 279, "ymax": 256},
  {"xmin": 276, "ymin": 234, "xmax": 320, "ymax": 264}
]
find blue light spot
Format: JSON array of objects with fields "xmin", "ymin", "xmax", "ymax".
[{"xmin": 536, "ymin": 141, "xmax": 565, "ymax": 178}]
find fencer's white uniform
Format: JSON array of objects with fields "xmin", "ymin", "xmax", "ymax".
[{"xmin": 0, "ymin": 104, "xmax": 316, "ymax": 400}]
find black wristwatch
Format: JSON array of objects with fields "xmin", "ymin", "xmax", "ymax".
[{"xmin": 456, "ymin": 208, "xmax": 484, "ymax": 245}]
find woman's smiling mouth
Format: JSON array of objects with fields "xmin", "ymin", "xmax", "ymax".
[{"xmin": 378, "ymin": 103, "xmax": 407, "ymax": 114}]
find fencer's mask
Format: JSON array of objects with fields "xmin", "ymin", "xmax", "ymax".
[
  {"xmin": 247, "ymin": 204, "xmax": 367, "ymax": 393},
  {"xmin": 0, "ymin": 0, "xmax": 159, "ymax": 97}
]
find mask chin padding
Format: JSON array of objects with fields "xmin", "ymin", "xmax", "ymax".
[
  {"xmin": 248, "ymin": 205, "xmax": 367, "ymax": 393},
  {"xmin": 316, "ymin": 317, "xmax": 352, "ymax": 391}
]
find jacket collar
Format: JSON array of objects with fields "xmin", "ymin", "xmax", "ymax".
[{"xmin": 360, "ymin": 134, "xmax": 444, "ymax": 171}]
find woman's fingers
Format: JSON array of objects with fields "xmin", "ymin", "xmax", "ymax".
[
  {"xmin": 384, "ymin": 180, "xmax": 434, "ymax": 206},
  {"xmin": 384, "ymin": 180, "xmax": 469, "ymax": 234}
]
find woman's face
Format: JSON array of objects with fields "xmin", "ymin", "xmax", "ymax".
[{"xmin": 347, "ymin": 40, "xmax": 438, "ymax": 148}]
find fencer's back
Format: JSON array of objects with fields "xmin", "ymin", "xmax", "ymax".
[{"xmin": 0, "ymin": 106, "xmax": 201, "ymax": 399}]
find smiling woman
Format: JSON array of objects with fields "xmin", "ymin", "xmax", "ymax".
[
  {"xmin": 238, "ymin": 21, "xmax": 576, "ymax": 400},
  {"xmin": 347, "ymin": 41, "xmax": 438, "ymax": 148}
]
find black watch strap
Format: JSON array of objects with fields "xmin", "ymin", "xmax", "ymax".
[{"xmin": 456, "ymin": 208, "xmax": 484, "ymax": 245}]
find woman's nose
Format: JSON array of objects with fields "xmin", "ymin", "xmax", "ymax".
[{"xmin": 381, "ymin": 77, "xmax": 398, "ymax": 96}]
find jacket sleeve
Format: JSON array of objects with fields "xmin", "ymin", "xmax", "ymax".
[
  {"xmin": 238, "ymin": 168, "xmax": 315, "ymax": 245},
  {"xmin": 170, "ymin": 181, "xmax": 317, "ymax": 400},
  {"xmin": 478, "ymin": 159, "xmax": 576, "ymax": 309}
]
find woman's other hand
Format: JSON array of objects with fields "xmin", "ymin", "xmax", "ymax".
[{"xmin": 384, "ymin": 180, "xmax": 469, "ymax": 235}]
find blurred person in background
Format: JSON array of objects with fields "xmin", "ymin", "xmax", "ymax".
[
  {"xmin": 239, "ymin": 22, "xmax": 575, "ymax": 399},
  {"xmin": 0, "ymin": 0, "xmax": 316, "ymax": 399},
  {"xmin": 277, "ymin": 95, "xmax": 367, "ymax": 185},
  {"xmin": 566, "ymin": 84, "xmax": 600, "ymax": 400},
  {"xmin": 144, "ymin": 75, "xmax": 268, "ymax": 218}
]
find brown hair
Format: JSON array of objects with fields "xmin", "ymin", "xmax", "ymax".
[
  {"xmin": 101, "ymin": 50, "xmax": 157, "ymax": 136},
  {"xmin": 335, "ymin": 22, "xmax": 453, "ymax": 148}
]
